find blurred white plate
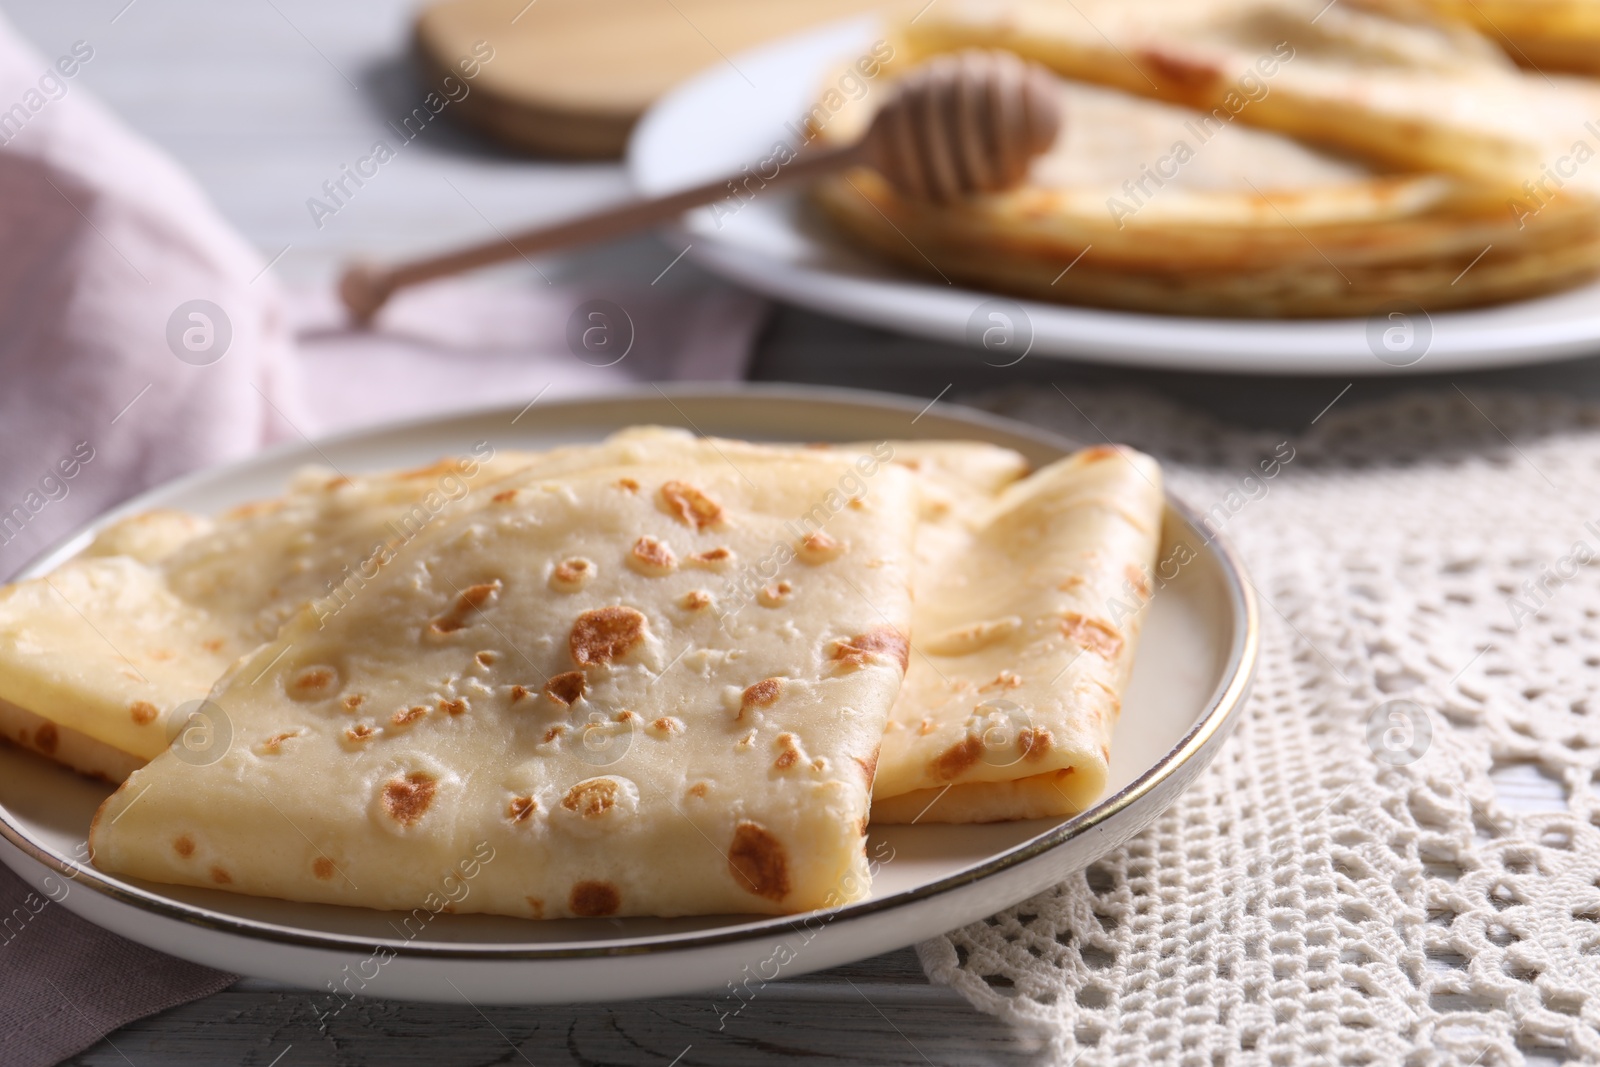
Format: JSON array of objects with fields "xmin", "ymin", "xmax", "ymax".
[
  {"xmin": 0, "ymin": 387, "xmax": 1255, "ymax": 1004},
  {"xmin": 628, "ymin": 17, "xmax": 1600, "ymax": 375}
]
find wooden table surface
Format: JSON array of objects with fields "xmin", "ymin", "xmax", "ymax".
[{"xmin": 2, "ymin": 1, "xmax": 1590, "ymax": 1063}]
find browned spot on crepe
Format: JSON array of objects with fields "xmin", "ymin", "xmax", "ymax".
[
  {"xmin": 345, "ymin": 722, "xmax": 376, "ymax": 743},
  {"xmin": 392, "ymin": 705, "xmax": 427, "ymax": 726},
  {"xmin": 173, "ymin": 834, "xmax": 195, "ymax": 858},
  {"xmin": 491, "ymin": 489, "xmax": 517, "ymax": 503},
  {"xmin": 1138, "ymin": 48, "xmax": 1220, "ymax": 90},
  {"xmin": 544, "ymin": 671, "xmax": 586, "ymax": 706},
  {"xmin": 430, "ymin": 580, "xmax": 502, "ymax": 635},
  {"xmin": 382, "ymin": 772, "xmax": 438, "ymax": 827},
  {"xmin": 570, "ymin": 880, "xmax": 620, "ymax": 917},
  {"xmin": 562, "ymin": 778, "xmax": 619, "ymax": 818},
  {"xmin": 630, "ymin": 535, "xmax": 677, "ymax": 574},
  {"xmin": 980, "ymin": 670, "xmax": 1024, "ymax": 692},
  {"xmin": 475, "ymin": 651, "xmax": 497, "ymax": 667},
  {"xmin": 1061, "ymin": 613, "xmax": 1124, "ymax": 659},
  {"xmin": 660, "ymin": 480, "xmax": 723, "ymax": 529},
  {"xmin": 210, "ymin": 865, "xmax": 232, "ymax": 885},
  {"xmin": 507, "ymin": 795, "xmax": 538, "ymax": 823},
  {"xmin": 615, "ymin": 477, "xmax": 639, "ymax": 492},
  {"xmin": 774, "ymin": 734, "xmax": 801, "ymax": 770},
  {"xmin": 681, "ymin": 590, "xmax": 712, "ymax": 611},
  {"xmin": 526, "ymin": 897, "xmax": 545, "ymax": 918},
  {"xmin": 855, "ymin": 746, "xmax": 880, "ymax": 788},
  {"xmin": 343, "ymin": 694, "xmax": 365, "ymax": 711},
  {"xmin": 687, "ymin": 781, "xmax": 709, "ymax": 798},
  {"xmin": 438, "ymin": 698, "xmax": 468, "ymax": 716},
  {"xmin": 728, "ymin": 821, "xmax": 789, "ymax": 902},
  {"xmin": 202, "ymin": 638, "xmax": 225, "ymax": 652},
  {"xmin": 1018, "ymin": 727, "xmax": 1052, "ymax": 762},
  {"xmin": 798, "ymin": 530, "xmax": 844, "ymax": 563},
  {"xmin": 932, "ymin": 735, "xmax": 985, "ymax": 780},
  {"xmin": 130, "ymin": 701, "xmax": 159, "ymax": 725},
  {"xmin": 34, "ymin": 722, "xmax": 57, "ymax": 755},
  {"xmin": 687, "ymin": 546, "xmax": 732, "ymax": 567},
  {"xmin": 740, "ymin": 678, "xmax": 782, "ymax": 718},
  {"xmin": 831, "ymin": 627, "xmax": 910, "ymax": 672},
  {"xmin": 570, "ymin": 606, "xmax": 647, "ymax": 666},
  {"xmin": 259, "ymin": 730, "xmax": 300, "ymax": 753},
  {"xmin": 550, "ymin": 557, "xmax": 594, "ymax": 591},
  {"xmin": 313, "ymin": 857, "xmax": 335, "ymax": 880},
  {"xmin": 289, "ymin": 666, "xmax": 338, "ymax": 699},
  {"xmin": 1125, "ymin": 564, "xmax": 1150, "ymax": 597},
  {"xmin": 510, "ymin": 685, "xmax": 531, "ymax": 703}
]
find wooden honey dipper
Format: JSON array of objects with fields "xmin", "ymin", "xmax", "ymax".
[{"xmin": 338, "ymin": 49, "xmax": 1060, "ymax": 322}]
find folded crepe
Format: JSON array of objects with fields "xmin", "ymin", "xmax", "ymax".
[
  {"xmin": 15, "ymin": 424, "xmax": 1165, "ymax": 875},
  {"xmin": 89, "ymin": 455, "xmax": 919, "ymax": 918},
  {"xmin": 0, "ymin": 429, "xmax": 842, "ymax": 777},
  {"xmin": 810, "ymin": 0, "xmax": 1600, "ymax": 315},
  {"xmin": 0, "ymin": 447, "xmax": 536, "ymax": 774},
  {"xmin": 598, "ymin": 431, "xmax": 1166, "ymax": 822},
  {"xmin": 872, "ymin": 445, "xmax": 1164, "ymax": 822},
  {"xmin": 1353, "ymin": 0, "xmax": 1600, "ymax": 74},
  {"xmin": 900, "ymin": 0, "xmax": 1600, "ymax": 197}
]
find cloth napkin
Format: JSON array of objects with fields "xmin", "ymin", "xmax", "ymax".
[{"xmin": 0, "ymin": 14, "xmax": 766, "ymax": 1065}]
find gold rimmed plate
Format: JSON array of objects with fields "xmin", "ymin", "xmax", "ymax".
[{"xmin": 0, "ymin": 386, "xmax": 1256, "ymax": 1003}]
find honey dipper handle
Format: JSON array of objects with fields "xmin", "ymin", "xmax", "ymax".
[{"xmin": 339, "ymin": 141, "xmax": 865, "ymax": 322}]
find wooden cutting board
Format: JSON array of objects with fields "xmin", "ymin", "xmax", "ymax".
[{"xmin": 415, "ymin": 0, "xmax": 895, "ymax": 159}]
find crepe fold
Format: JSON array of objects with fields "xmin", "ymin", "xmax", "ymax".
[
  {"xmin": 8, "ymin": 425, "xmax": 1168, "ymax": 917},
  {"xmin": 810, "ymin": 0, "xmax": 1600, "ymax": 316},
  {"xmin": 0, "ymin": 430, "xmax": 854, "ymax": 775},
  {"xmin": 1352, "ymin": 0, "xmax": 1600, "ymax": 75},
  {"xmin": 0, "ymin": 448, "xmax": 534, "ymax": 770},
  {"xmin": 872, "ymin": 446, "xmax": 1164, "ymax": 823},
  {"xmin": 89, "ymin": 455, "xmax": 919, "ymax": 918}
]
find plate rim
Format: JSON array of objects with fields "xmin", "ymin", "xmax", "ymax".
[
  {"xmin": 626, "ymin": 15, "xmax": 1600, "ymax": 376},
  {"xmin": 0, "ymin": 384, "xmax": 1259, "ymax": 961}
]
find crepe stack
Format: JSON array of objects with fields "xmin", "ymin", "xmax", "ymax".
[
  {"xmin": 0, "ymin": 428, "xmax": 1165, "ymax": 918},
  {"xmin": 809, "ymin": 0, "xmax": 1600, "ymax": 316},
  {"xmin": 1353, "ymin": 0, "xmax": 1600, "ymax": 74}
]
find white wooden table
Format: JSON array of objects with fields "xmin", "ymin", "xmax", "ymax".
[{"xmin": 2, "ymin": 1, "xmax": 1586, "ymax": 1063}]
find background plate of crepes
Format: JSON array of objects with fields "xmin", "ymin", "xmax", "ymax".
[
  {"xmin": 0, "ymin": 387, "xmax": 1254, "ymax": 1003},
  {"xmin": 630, "ymin": 2, "xmax": 1600, "ymax": 374}
]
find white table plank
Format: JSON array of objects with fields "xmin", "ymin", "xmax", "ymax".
[{"xmin": 62, "ymin": 950, "xmax": 1052, "ymax": 1066}]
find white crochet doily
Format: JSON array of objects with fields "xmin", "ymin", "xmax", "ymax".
[{"xmin": 918, "ymin": 388, "xmax": 1600, "ymax": 1066}]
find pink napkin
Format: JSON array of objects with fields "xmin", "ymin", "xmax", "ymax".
[{"xmin": 0, "ymin": 13, "xmax": 767, "ymax": 1064}]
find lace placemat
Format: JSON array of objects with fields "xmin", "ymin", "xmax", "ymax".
[{"xmin": 918, "ymin": 387, "xmax": 1600, "ymax": 1066}]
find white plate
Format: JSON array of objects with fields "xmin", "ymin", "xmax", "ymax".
[
  {"xmin": 628, "ymin": 17, "xmax": 1600, "ymax": 376},
  {"xmin": 0, "ymin": 387, "xmax": 1256, "ymax": 1004}
]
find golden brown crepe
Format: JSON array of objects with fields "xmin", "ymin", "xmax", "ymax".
[
  {"xmin": 810, "ymin": 0, "xmax": 1600, "ymax": 316},
  {"xmin": 90, "ymin": 455, "xmax": 920, "ymax": 918},
  {"xmin": 1354, "ymin": 0, "xmax": 1600, "ymax": 74},
  {"xmin": 11, "ymin": 425, "xmax": 1166, "ymax": 916},
  {"xmin": 873, "ymin": 445, "xmax": 1164, "ymax": 822},
  {"xmin": 0, "ymin": 448, "xmax": 531, "ymax": 771}
]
